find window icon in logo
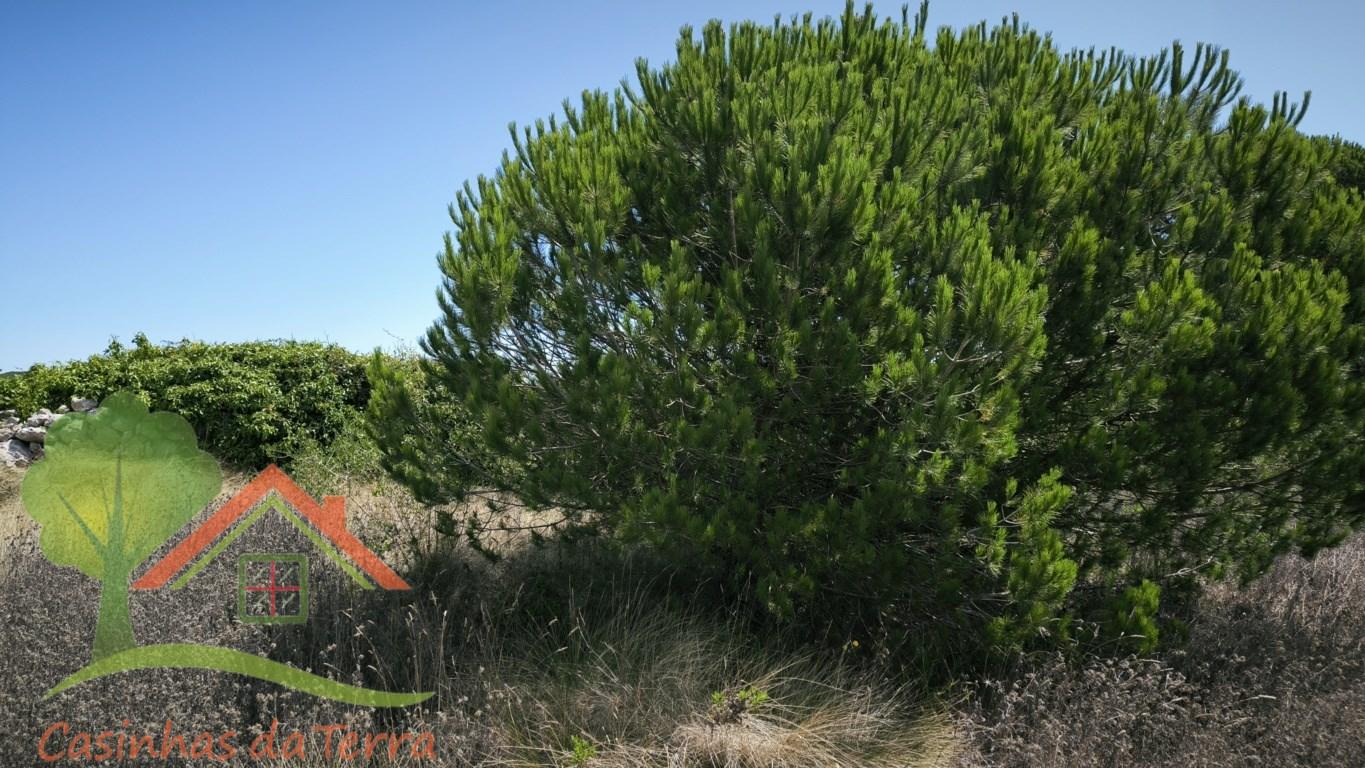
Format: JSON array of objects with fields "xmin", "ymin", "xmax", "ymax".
[{"xmin": 238, "ymin": 554, "xmax": 308, "ymax": 624}]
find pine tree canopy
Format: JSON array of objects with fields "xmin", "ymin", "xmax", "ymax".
[
  {"xmin": 371, "ymin": 3, "xmax": 1365, "ymax": 656},
  {"xmin": 1320, "ymin": 136, "xmax": 1365, "ymax": 193}
]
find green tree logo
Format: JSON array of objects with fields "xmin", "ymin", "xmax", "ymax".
[
  {"xmin": 23, "ymin": 392, "xmax": 222, "ymax": 661},
  {"xmin": 20, "ymin": 391, "xmax": 430, "ymax": 707}
]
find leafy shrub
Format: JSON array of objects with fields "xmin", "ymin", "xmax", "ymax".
[
  {"xmin": 709, "ymin": 686, "xmax": 770, "ymax": 725},
  {"xmin": 567, "ymin": 735, "xmax": 597, "ymax": 766},
  {"xmin": 377, "ymin": 3, "xmax": 1365, "ymax": 662},
  {"xmin": 365, "ymin": 352, "xmax": 518, "ymax": 506},
  {"xmin": 0, "ymin": 334, "xmax": 370, "ymax": 467}
]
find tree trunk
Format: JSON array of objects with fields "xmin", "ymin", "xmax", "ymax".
[{"xmin": 93, "ymin": 571, "xmax": 135, "ymax": 661}]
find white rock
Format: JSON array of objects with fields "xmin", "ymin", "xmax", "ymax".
[
  {"xmin": 1, "ymin": 438, "xmax": 32, "ymax": 468},
  {"xmin": 0, "ymin": 409, "xmax": 16, "ymax": 420},
  {"xmin": 14, "ymin": 425, "xmax": 46, "ymax": 443},
  {"xmin": 70, "ymin": 397, "xmax": 97, "ymax": 413},
  {"xmin": 56, "ymin": 404, "xmax": 70, "ymax": 414}
]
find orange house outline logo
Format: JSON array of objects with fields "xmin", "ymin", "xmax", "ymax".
[{"xmin": 133, "ymin": 465, "xmax": 410, "ymax": 623}]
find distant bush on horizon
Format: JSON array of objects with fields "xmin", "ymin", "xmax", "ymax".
[{"xmin": 0, "ymin": 334, "xmax": 370, "ymax": 468}]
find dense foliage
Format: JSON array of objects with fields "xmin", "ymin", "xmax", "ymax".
[
  {"xmin": 374, "ymin": 4, "xmax": 1365, "ymax": 656},
  {"xmin": 366, "ymin": 354, "xmax": 517, "ymax": 509},
  {"xmin": 1316, "ymin": 136, "xmax": 1365, "ymax": 193},
  {"xmin": 1, "ymin": 335, "xmax": 369, "ymax": 467}
]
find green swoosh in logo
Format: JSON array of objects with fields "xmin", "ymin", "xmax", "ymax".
[{"xmin": 45, "ymin": 644, "xmax": 432, "ymax": 708}]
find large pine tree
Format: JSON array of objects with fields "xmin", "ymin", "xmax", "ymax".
[{"xmin": 372, "ymin": 4, "xmax": 1365, "ymax": 656}]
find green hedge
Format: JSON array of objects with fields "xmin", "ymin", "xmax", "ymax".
[{"xmin": 0, "ymin": 335, "xmax": 370, "ymax": 468}]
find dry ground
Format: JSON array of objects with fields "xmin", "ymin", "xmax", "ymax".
[
  {"xmin": 0, "ymin": 462, "xmax": 959, "ymax": 767},
  {"xmin": 0, "ymin": 467, "xmax": 36, "ymax": 581},
  {"xmin": 5, "ymin": 458, "xmax": 1363, "ymax": 766}
]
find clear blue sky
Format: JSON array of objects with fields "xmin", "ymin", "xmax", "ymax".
[{"xmin": 2, "ymin": 1, "xmax": 1362, "ymax": 371}]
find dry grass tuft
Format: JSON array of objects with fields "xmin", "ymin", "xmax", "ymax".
[
  {"xmin": 481, "ymin": 587, "xmax": 958, "ymax": 767},
  {"xmin": 667, "ymin": 690, "xmax": 958, "ymax": 768},
  {"xmin": 953, "ymin": 535, "xmax": 1365, "ymax": 768}
]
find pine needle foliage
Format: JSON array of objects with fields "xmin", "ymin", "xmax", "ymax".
[{"xmin": 373, "ymin": 3, "xmax": 1365, "ymax": 657}]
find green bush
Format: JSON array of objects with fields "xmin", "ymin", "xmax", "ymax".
[
  {"xmin": 1317, "ymin": 136, "xmax": 1365, "ymax": 192},
  {"xmin": 1, "ymin": 334, "xmax": 370, "ymax": 468},
  {"xmin": 376, "ymin": 3, "xmax": 1365, "ymax": 660}
]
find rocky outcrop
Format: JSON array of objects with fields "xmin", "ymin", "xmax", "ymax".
[
  {"xmin": 0, "ymin": 397, "xmax": 99, "ymax": 468},
  {"xmin": 2, "ymin": 436, "xmax": 32, "ymax": 467}
]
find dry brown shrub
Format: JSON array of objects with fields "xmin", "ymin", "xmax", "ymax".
[{"xmin": 954, "ymin": 536, "xmax": 1365, "ymax": 768}]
